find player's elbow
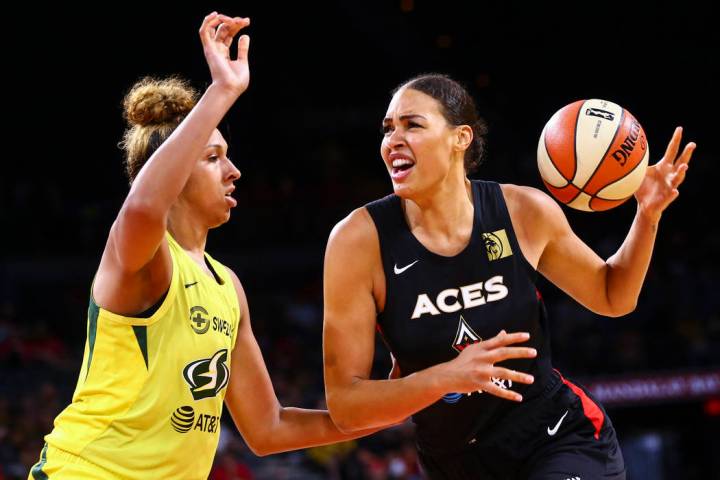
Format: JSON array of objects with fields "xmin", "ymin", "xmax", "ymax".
[
  {"xmin": 597, "ymin": 279, "xmax": 638, "ymax": 317},
  {"xmin": 326, "ymin": 407, "xmax": 355, "ymax": 434},
  {"xmin": 587, "ymin": 299, "xmax": 636, "ymax": 318},
  {"xmin": 330, "ymin": 416, "xmax": 358, "ymax": 435},
  {"xmin": 326, "ymin": 393, "xmax": 362, "ymax": 434},
  {"xmin": 608, "ymin": 291, "xmax": 638, "ymax": 317},
  {"xmin": 610, "ymin": 301, "xmax": 637, "ymax": 317},
  {"xmin": 243, "ymin": 433, "xmax": 276, "ymax": 457},
  {"xmin": 331, "ymin": 418, "xmax": 360, "ymax": 435},
  {"xmin": 600, "ymin": 297, "xmax": 637, "ymax": 317},
  {"xmin": 245, "ymin": 442, "xmax": 270, "ymax": 457},
  {"xmin": 243, "ymin": 414, "xmax": 290, "ymax": 457}
]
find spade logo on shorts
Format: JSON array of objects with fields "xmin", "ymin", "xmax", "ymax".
[
  {"xmin": 183, "ymin": 349, "xmax": 230, "ymax": 400},
  {"xmin": 171, "ymin": 406, "xmax": 195, "ymax": 433}
]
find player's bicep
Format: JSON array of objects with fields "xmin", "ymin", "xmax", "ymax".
[{"xmin": 323, "ymin": 213, "xmax": 379, "ymax": 392}]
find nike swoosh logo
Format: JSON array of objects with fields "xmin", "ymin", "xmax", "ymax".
[
  {"xmin": 547, "ymin": 410, "xmax": 569, "ymax": 436},
  {"xmin": 184, "ymin": 281, "xmax": 199, "ymax": 288},
  {"xmin": 394, "ymin": 260, "xmax": 419, "ymax": 275}
]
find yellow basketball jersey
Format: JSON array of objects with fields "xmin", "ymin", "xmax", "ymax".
[{"xmin": 43, "ymin": 233, "xmax": 240, "ymax": 479}]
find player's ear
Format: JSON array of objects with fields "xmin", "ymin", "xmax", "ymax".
[{"xmin": 454, "ymin": 125, "xmax": 473, "ymax": 153}]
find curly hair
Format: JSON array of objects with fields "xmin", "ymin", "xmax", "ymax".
[{"xmin": 118, "ymin": 77, "xmax": 199, "ymax": 183}]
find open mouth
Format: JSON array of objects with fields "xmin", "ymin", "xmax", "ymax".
[
  {"xmin": 224, "ymin": 191, "xmax": 237, "ymax": 207},
  {"xmin": 391, "ymin": 158, "xmax": 415, "ymax": 179}
]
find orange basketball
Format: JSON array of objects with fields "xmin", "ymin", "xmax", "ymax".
[{"xmin": 537, "ymin": 99, "xmax": 649, "ymax": 211}]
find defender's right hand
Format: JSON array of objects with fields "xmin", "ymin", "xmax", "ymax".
[
  {"xmin": 439, "ymin": 331, "xmax": 536, "ymax": 402},
  {"xmin": 199, "ymin": 12, "xmax": 251, "ymax": 96}
]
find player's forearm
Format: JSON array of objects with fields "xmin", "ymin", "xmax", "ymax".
[
  {"xmin": 126, "ymin": 83, "xmax": 239, "ymax": 212},
  {"xmin": 252, "ymin": 408, "xmax": 385, "ymax": 455},
  {"xmin": 605, "ymin": 206, "xmax": 659, "ymax": 315},
  {"xmin": 327, "ymin": 364, "xmax": 447, "ymax": 433}
]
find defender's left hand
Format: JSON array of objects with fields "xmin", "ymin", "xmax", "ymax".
[{"xmin": 635, "ymin": 126, "xmax": 696, "ymax": 222}]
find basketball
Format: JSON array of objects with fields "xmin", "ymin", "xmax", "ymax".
[{"xmin": 537, "ymin": 99, "xmax": 649, "ymax": 211}]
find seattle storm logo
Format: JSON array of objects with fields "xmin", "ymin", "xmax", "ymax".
[{"xmin": 183, "ymin": 349, "xmax": 230, "ymax": 400}]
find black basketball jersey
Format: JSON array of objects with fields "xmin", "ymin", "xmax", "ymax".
[{"xmin": 366, "ymin": 180, "xmax": 555, "ymax": 454}]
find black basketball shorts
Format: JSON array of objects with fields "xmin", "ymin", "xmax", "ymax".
[{"xmin": 417, "ymin": 371, "xmax": 626, "ymax": 480}]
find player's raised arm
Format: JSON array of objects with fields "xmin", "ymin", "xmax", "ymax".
[{"xmin": 105, "ymin": 13, "xmax": 250, "ymax": 275}]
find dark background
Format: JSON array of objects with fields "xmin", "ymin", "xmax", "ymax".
[{"xmin": 2, "ymin": 1, "xmax": 719, "ymax": 479}]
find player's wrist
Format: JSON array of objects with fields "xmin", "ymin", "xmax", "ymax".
[
  {"xmin": 206, "ymin": 81, "xmax": 246, "ymax": 101},
  {"xmin": 423, "ymin": 362, "xmax": 454, "ymax": 398},
  {"xmin": 636, "ymin": 203, "xmax": 661, "ymax": 228}
]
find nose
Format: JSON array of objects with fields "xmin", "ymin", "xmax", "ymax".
[
  {"xmin": 385, "ymin": 125, "xmax": 406, "ymax": 150},
  {"xmin": 225, "ymin": 157, "xmax": 241, "ymax": 181}
]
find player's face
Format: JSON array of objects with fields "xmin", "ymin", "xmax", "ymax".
[
  {"xmin": 381, "ymin": 88, "xmax": 460, "ymax": 198},
  {"xmin": 179, "ymin": 129, "xmax": 241, "ymax": 228}
]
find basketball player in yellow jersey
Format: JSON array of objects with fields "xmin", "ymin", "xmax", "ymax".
[{"xmin": 29, "ymin": 12, "xmax": 379, "ymax": 480}]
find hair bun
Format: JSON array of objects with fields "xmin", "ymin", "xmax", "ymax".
[{"xmin": 123, "ymin": 76, "xmax": 198, "ymax": 127}]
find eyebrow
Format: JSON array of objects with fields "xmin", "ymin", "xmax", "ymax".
[
  {"xmin": 382, "ymin": 114, "xmax": 427, "ymax": 123},
  {"xmin": 206, "ymin": 144, "xmax": 227, "ymax": 151}
]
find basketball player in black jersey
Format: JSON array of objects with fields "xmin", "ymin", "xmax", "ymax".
[{"xmin": 322, "ymin": 74, "xmax": 695, "ymax": 479}]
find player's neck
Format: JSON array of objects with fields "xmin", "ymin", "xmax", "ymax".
[
  {"xmin": 403, "ymin": 176, "xmax": 473, "ymax": 245},
  {"xmin": 167, "ymin": 212, "xmax": 209, "ymax": 258}
]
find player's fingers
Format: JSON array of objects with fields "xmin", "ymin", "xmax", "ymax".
[
  {"xmin": 201, "ymin": 11, "xmax": 219, "ymax": 25},
  {"xmin": 674, "ymin": 142, "xmax": 696, "ymax": 167},
  {"xmin": 671, "ymin": 164, "xmax": 688, "ymax": 188},
  {"xmin": 214, "ymin": 22, "xmax": 230, "ymax": 43},
  {"xmin": 200, "ymin": 13, "xmax": 233, "ymax": 35},
  {"xmin": 214, "ymin": 14, "xmax": 237, "ymax": 24},
  {"xmin": 225, "ymin": 16, "xmax": 250, "ymax": 38},
  {"xmin": 200, "ymin": 16, "xmax": 235, "ymax": 50},
  {"xmin": 486, "ymin": 346, "xmax": 537, "ymax": 363},
  {"xmin": 483, "ymin": 383, "xmax": 523, "ymax": 402},
  {"xmin": 661, "ymin": 126, "xmax": 682, "ymax": 165},
  {"xmin": 491, "ymin": 367, "xmax": 534, "ymax": 385},
  {"xmin": 481, "ymin": 331, "xmax": 530, "ymax": 349},
  {"xmin": 201, "ymin": 13, "xmax": 235, "ymax": 42},
  {"xmin": 199, "ymin": 12, "xmax": 219, "ymax": 42}
]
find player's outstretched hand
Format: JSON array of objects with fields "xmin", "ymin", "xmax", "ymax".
[{"xmin": 635, "ymin": 126, "xmax": 695, "ymax": 222}]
